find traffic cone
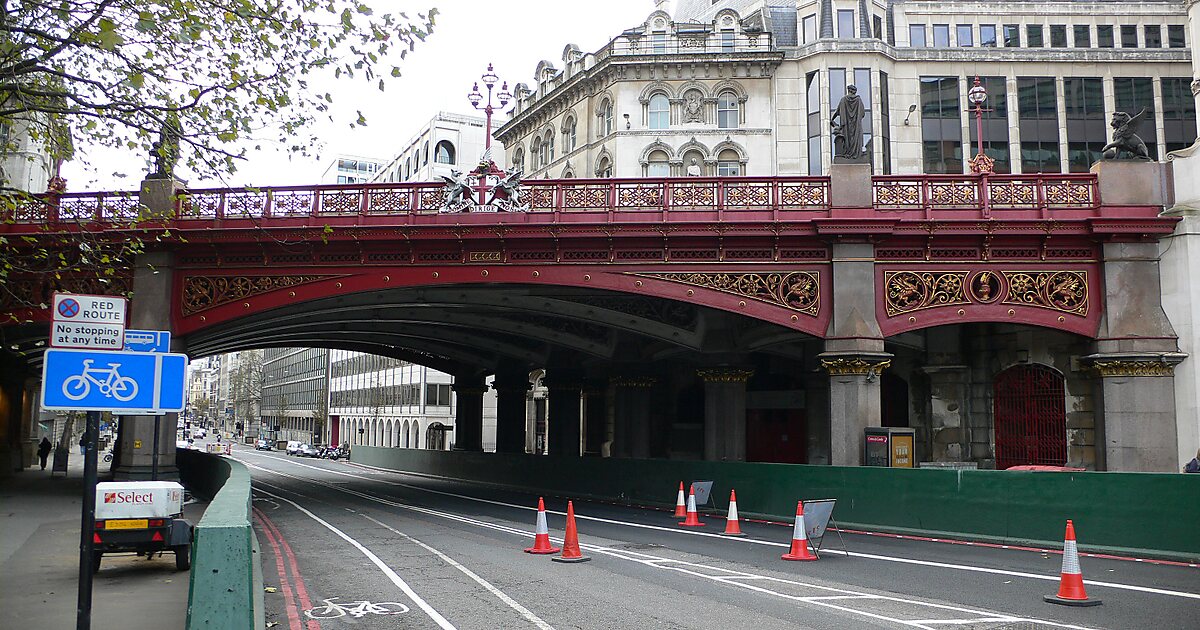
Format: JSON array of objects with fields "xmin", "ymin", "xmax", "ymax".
[
  {"xmin": 678, "ymin": 484, "xmax": 705, "ymax": 527},
  {"xmin": 723, "ymin": 489, "xmax": 746, "ymax": 536},
  {"xmin": 1044, "ymin": 520, "xmax": 1101, "ymax": 606},
  {"xmin": 552, "ymin": 501, "xmax": 590, "ymax": 563},
  {"xmin": 524, "ymin": 497, "xmax": 561, "ymax": 555},
  {"xmin": 673, "ymin": 481, "xmax": 687, "ymax": 517},
  {"xmin": 781, "ymin": 501, "xmax": 818, "ymax": 561}
]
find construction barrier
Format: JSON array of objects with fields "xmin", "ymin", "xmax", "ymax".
[
  {"xmin": 351, "ymin": 446, "xmax": 1200, "ymax": 561},
  {"xmin": 177, "ymin": 448, "xmax": 264, "ymax": 630}
]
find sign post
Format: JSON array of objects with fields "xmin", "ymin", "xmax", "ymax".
[{"xmin": 76, "ymin": 409, "xmax": 100, "ymax": 630}]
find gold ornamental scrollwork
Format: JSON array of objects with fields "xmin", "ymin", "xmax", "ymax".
[
  {"xmin": 884, "ymin": 271, "xmax": 969, "ymax": 316},
  {"xmin": 820, "ymin": 358, "xmax": 892, "ymax": 375},
  {"xmin": 633, "ymin": 271, "xmax": 820, "ymax": 315},
  {"xmin": 1003, "ymin": 271, "xmax": 1088, "ymax": 316},
  {"xmin": 610, "ymin": 376, "xmax": 658, "ymax": 388},
  {"xmin": 182, "ymin": 274, "xmax": 347, "ymax": 315},
  {"xmin": 1091, "ymin": 361, "xmax": 1175, "ymax": 377},
  {"xmin": 696, "ymin": 368, "xmax": 755, "ymax": 383}
]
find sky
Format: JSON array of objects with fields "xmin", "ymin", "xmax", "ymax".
[{"xmin": 63, "ymin": 0, "xmax": 655, "ymax": 191}]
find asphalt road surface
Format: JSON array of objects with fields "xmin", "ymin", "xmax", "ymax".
[{"xmin": 233, "ymin": 449, "xmax": 1200, "ymax": 630}]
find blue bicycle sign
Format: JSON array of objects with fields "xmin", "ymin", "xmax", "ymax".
[
  {"xmin": 62, "ymin": 359, "xmax": 139, "ymax": 402},
  {"xmin": 42, "ymin": 349, "xmax": 188, "ymax": 413}
]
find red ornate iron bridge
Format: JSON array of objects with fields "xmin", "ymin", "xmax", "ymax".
[{"xmin": 0, "ymin": 173, "xmax": 1174, "ymax": 355}]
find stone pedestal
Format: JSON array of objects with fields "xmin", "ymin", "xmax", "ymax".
[
  {"xmin": 698, "ymin": 368, "xmax": 753, "ymax": 461},
  {"xmin": 139, "ymin": 177, "xmax": 185, "ymax": 220},
  {"xmin": 492, "ymin": 367, "xmax": 530, "ymax": 454},
  {"xmin": 1085, "ymin": 353, "xmax": 1186, "ymax": 471},
  {"xmin": 1090, "ymin": 160, "xmax": 1172, "ymax": 208},
  {"xmin": 829, "ymin": 162, "xmax": 873, "ymax": 208},
  {"xmin": 451, "ymin": 375, "xmax": 486, "ymax": 452},
  {"xmin": 820, "ymin": 352, "xmax": 892, "ymax": 466},
  {"xmin": 113, "ymin": 251, "xmax": 181, "ymax": 480},
  {"xmin": 545, "ymin": 372, "xmax": 583, "ymax": 457},
  {"xmin": 611, "ymin": 376, "xmax": 656, "ymax": 459}
]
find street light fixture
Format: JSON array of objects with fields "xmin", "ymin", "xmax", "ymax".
[
  {"xmin": 967, "ymin": 76, "xmax": 994, "ymax": 175},
  {"xmin": 467, "ymin": 63, "xmax": 511, "ymax": 152}
]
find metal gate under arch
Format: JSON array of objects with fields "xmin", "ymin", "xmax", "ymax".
[{"xmin": 993, "ymin": 364, "xmax": 1067, "ymax": 469}]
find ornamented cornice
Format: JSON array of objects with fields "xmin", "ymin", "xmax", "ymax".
[
  {"xmin": 696, "ymin": 368, "xmax": 754, "ymax": 383},
  {"xmin": 610, "ymin": 376, "xmax": 658, "ymax": 388},
  {"xmin": 1091, "ymin": 361, "xmax": 1176, "ymax": 377},
  {"xmin": 182, "ymin": 274, "xmax": 347, "ymax": 315},
  {"xmin": 632, "ymin": 271, "xmax": 820, "ymax": 315},
  {"xmin": 820, "ymin": 358, "xmax": 892, "ymax": 375}
]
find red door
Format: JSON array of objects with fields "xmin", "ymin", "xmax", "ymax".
[
  {"xmin": 993, "ymin": 365, "xmax": 1067, "ymax": 469},
  {"xmin": 330, "ymin": 415, "xmax": 340, "ymax": 446}
]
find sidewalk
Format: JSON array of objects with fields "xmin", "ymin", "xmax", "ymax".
[{"xmin": 0, "ymin": 452, "xmax": 204, "ymax": 630}]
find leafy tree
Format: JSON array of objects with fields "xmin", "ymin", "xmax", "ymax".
[{"xmin": 0, "ymin": 0, "xmax": 437, "ymax": 183}]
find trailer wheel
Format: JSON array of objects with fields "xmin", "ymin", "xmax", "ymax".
[
  {"xmin": 174, "ymin": 545, "xmax": 191, "ymax": 571},
  {"xmin": 92, "ymin": 552, "xmax": 103, "ymax": 574}
]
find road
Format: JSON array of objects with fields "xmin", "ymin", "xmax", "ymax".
[{"xmin": 232, "ymin": 448, "xmax": 1200, "ymax": 630}]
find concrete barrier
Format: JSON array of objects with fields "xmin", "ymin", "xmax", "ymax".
[
  {"xmin": 177, "ymin": 449, "xmax": 264, "ymax": 630},
  {"xmin": 352, "ymin": 447, "xmax": 1200, "ymax": 561}
]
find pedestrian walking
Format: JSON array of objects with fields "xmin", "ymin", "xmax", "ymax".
[
  {"xmin": 79, "ymin": 435, "xmax": 87, "ymax": 455},
  {"xmin": 1184, "ymin": 448, "xmax": 1200, "ymax": 473},
  {"xmin": 37, "ymin": 437, "xmax": 52, "ymax": 470}
]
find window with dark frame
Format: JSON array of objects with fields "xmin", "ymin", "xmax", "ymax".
[
  {"xmin": 910, "ymin": 24, "xmax": 926, "ymax": 47},
  {"xmin": 1073, "ymin": 25, "xmax": 1090, "ymax": 48},
  {"xmin": 957, "ymin": 25, "xmax": 973, "ymax": 46},
  {"xmin": 1064, "ymin": 78, "xmax": 1106, "ymax": 172},
  {"xmin": 880, "ymin": 71, "xmax": 892, "ymax": 174},
  {"xmin": 1050, "ymin": 25, "xmax": 1067, "ymax": 48},
  {"xmin": 803, "ymin": 14, "xmax": 817, "ymax": 44},
  {"xmin": 1017, "ymin": 76, "xmax": 1061, "ymax": 173},
  {"xmin": 920, "ymin": 76, "xmax": 962, "ymax": 174},
  {"xmin": 838, "ymin": 10, "xmax": 855, "ymax": 39},
  {"xmin": 1144, "ymin": 25, "xmax": 1161, "ymax": 48},
  {"xmin": 1097, "ymin": 25, "xmax": 1114, "ymax": 48},
  {"xmin": 933, "ymin": 24, "xmax": 950, "ymax": 47},
  {"xmin": 1114, "ymin": 77, "xmax": 1157, "ymax": 159},
  {"xmin": 874, "ymin": 15, "xmax": 883, "ymax": 40},
  {"xmin": 806, "ymin": 71, "xmax": 822, "ymax": 175},
  {"xmin": 1027, "ymin": 24, "xmax": 1044, "ymax": 47},
  {"xmin": 829, "ymin": 67, "xmax": 847, "ymax": 162},
  {"xmin": 855, "ymin": 68, "xmax": 873, "ymax": 167},
  {"xmin": 1120, "ymin": 25, "xmax": 1137, "ymax": 48},
  {"xmin": 1004, "ymin": 24, "xmax": 1020, "ymax": 47},
  {"xmin": 980, "ymin": 25, "xmax": 997, "ymax": 47},
  {"xmin": 1168, "ymin": 25, "xmax": 1186, "ymax": 48},
  {"xmin": 1162, "ymin": 77, "xmax": 1198, "ymax": 154}
]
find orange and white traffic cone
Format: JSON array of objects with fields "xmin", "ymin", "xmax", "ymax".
[
  {"xmin": 678, "ymin": 484, "xmax": 705, "ymax": 527},
  {"xmin": 552, "ymin": 501, "xmax": 590, "ymax": 563},
  {"xmin": 1044, "ymin": 520, "xmax": 1101, "ymax": 606},
  {"xmin": 781, "ymin": 501, "xmax": 818, "ymax": 561},
  {"xmin": 723, "ymin": 489, "xmax": 746, "ymax": 537},
  {"xmin": 524, "ymin": 497, "xmax": 561, "ymax": 555},
  {"xmin": 673, "ymin": 481, "xmax": 687, "ymax": 518}
]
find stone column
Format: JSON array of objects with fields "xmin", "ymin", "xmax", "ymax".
[
  {"xmin": 1089, "ymin": 231, "xmax": 1186, "ymax": 471},
  {"xmin": 113, "ymin": 248, "xmax": 182, "ymax": 480},
  {"xmin": 491, "ymin": 367, "xmax": 530, "ymax": 454},
  {"xmin": 821, "ymin": 242, "xmax": 893, "ymax": 466},
  {"xmin": 698, "ymin": 368, "xmax": 753, "ymax": 461},
  {"xmin": 611, "ymin": 376, "xmax": 656, "ymax": 459},
  {"xmin": 545, "ymin": 371, "xmax": 583, "ymax": 457},
  {"xmin": 451, "ymin": 374, "xmax": 486, "ymax": 452}
]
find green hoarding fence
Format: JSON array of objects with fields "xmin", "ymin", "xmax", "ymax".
[{"xmin": 352, "ymin": 447, "xmax": 1200, "ymax": 561}]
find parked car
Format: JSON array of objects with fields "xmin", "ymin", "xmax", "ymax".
[
  {"xmin": 298, "ymin": 444, "xmax": 319, "ymax": 457},
  {"xmin": 285, "ymin": 441, "xmax": 302, "ymax": 455},
  {"xmin": 193, "ymin": 428, "xmax": 206, "ymax": 439},
  {"xmin": 254, "ymin": 439, "xmax": 273, "ymax": 451}
]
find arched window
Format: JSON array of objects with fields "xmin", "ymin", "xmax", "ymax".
[
  {"xmin": 434, "ymin": 140, "xmax": 455, "ymax": 164},
  {"xmin": 423, "ymin": 141, "xmax": 430, "ymax": 165},
  {"xmin": 410, "ymin": 422, "xmax": 420, "ymax": 449},
  {"xmin": 543, "ymin": 131, "xmax": 555, "ymax": 164},
  {"xmin": 649, "ymin": 93, "xmax": 670, "ymax": 129},
  {"xmin": 596, "ymin": 156, "xmax": 613, "ymax": 178},
  {"xmin": 717, "ymin": 91, "xmax": 739, "ymax": 129},
  {"xmin": 402, "ymin": 420, "xmax": 411, "ymax": 448},
  {"xmin": 513, "ymin": 147, "xmax": 525, "ymax": 172},
  {"xmin": 717, "ymin": 148, "xmax": 742, "ymax": 176},
  {"xmin": 646, "ymin": 149, "xmax": 670, "ymax": 177},
  {"xmin": 564, "ymin": 118, "xmax": 577, "ymax": 153},
  {"xmin": 599, "ymin": 100, "xmax": 613, "ymax": 136}
]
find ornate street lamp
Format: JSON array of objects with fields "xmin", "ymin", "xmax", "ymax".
[
  {"xmin": 468, "ymin": 63, "xmax": 511, "ymax": 152},
  {"xmin": 967, "ymin": 76, "xmax": 994, "ymax": 174}
]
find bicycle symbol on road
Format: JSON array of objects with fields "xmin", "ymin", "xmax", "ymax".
[
  {"xmin": 62, "ymin": 359, "xmax": 139, "ymax": 401},
  {"xmin": 304, "ymin": 597, "xmax": 409, "ymax": 619}
]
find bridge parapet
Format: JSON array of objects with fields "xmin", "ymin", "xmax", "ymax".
[{"xmin": 1, "ymin": 173, "xmax": 1124, "ymax": 232}]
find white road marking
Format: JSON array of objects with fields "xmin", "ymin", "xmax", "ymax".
[
  {"xmin": 253, "ymin": 485, "xmax": 457, "ymax": 630},
  {"xmin": 243, "ymin": 460, "xmax": 1095, "ymax": 630},
  {"xmin": 241, "ymin": 451, "xmax": 1200, "ymax": 602},
  {"xmin": 360, "ymin": 514, "xmax": 556, "ymax": 630}
]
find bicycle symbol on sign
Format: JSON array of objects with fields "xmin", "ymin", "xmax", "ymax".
[
  {"xmin": 62, "ymin": 359, "xmax": 139, "ymax": 402},
  {"xmin": 304, "ymin": 597, "xmax": 409, "ymax": 619}
]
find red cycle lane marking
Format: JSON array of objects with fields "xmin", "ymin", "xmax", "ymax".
[
  {"xmin": 253, "ymin": 507, "xmax": 308, "ymax": 630},
  {"xmin": 257, "ymin": 506, "xmax": 320, "ymax": 629}
]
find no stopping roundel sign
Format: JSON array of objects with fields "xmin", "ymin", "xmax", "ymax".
[{"xmin": 52, "ymin": 293, "xmax": 127, "ymax": 326}]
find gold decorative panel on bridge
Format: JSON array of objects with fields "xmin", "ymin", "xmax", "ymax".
[
  {"xmin": 182, "ymin": 274, "xmax": 348, "ymax": 315},
  {"xmin": 631, "ymin": 271, "xmax": 820, "ymax": 315}
]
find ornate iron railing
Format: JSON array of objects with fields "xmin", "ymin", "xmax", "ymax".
[
  {"xmin": 872, "ymin": 174, "xmax": 1098, "ymax": 218},
  {"xmin": 1, "ymin": 173, "xmax": 1107, "ymax": 228}
]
